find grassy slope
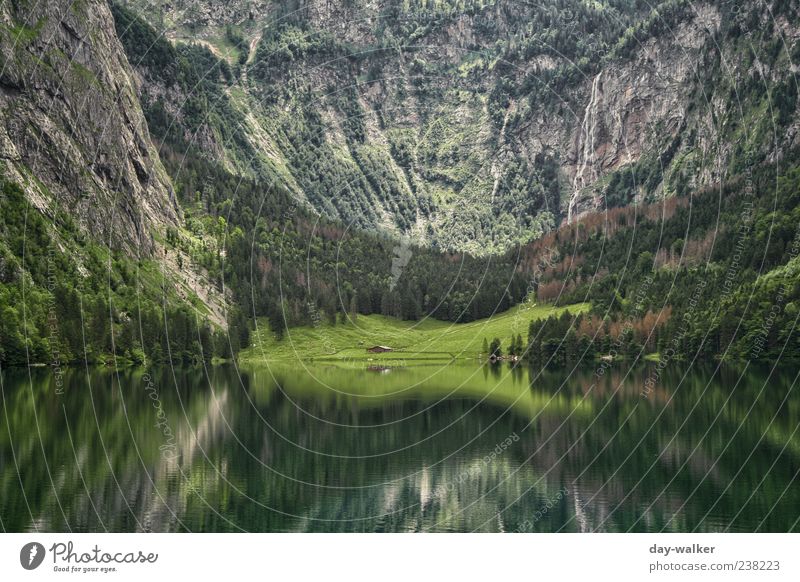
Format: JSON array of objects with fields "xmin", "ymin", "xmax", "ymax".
[{"xmin": 241, "ymin": 302, "xmax": 589, "ymax": 363}]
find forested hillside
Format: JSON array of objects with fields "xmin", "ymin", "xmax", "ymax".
[
  {"xmin": 115, "ymin": 0, "xmax": 800, "ymax": 253},
  {"xmin": 520, "ymin": 152, "xmax": 800, "ymax": 366},
  {"xmin": 0, "ymin": 0, "xmax": 226, "ymax": 366},
  {"xmin": 1, "ymin": 0, "xmax": 799, "ymax": 368},
  {"xmin": 161, "ymin": 153, "xmax": 528, "ymax": 340},
  {"xmin": 0, "ymin": 176, "xmax": 233, "ymax": 367}
]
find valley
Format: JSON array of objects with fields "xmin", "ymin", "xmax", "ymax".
[{"xmin": 1, "ymin": 0, "xmax": 800, "ymax": 371}]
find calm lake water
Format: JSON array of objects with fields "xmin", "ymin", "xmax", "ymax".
[{"xmin": 1, "ymin": 361, "xmax": 798, "ymax": 532}]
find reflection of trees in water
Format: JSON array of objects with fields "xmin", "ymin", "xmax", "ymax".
[
  {"xmin": 521, "ymin": 362, "xmax": 800, "ymax": 531},
  {"xmin": 0, "ymin": 362, "xmax": 798, "ymax": 532}
]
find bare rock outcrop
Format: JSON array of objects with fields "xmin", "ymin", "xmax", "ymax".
[{"xmin": 0, "ymin": 0, "xmax": 179, "ymax": 255}]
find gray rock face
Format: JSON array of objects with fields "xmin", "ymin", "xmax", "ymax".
[
  {"xmin": 555, "ymin": 4, "xmax": 723, "ymax": 221},
  {"xmin": 0, "ymin": 0, "xmax": 178, "ymax": 255},
  {"xmin": 121, "ymin": 0, "xmax": 272, "ymax": 29},
  {"xmin": 107, "ymin": 1, "xmax": 799, "ymax": 251}
]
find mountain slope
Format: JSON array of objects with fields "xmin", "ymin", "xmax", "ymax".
[
  {"xmin": 0, "ymin": 0, "xmax": 178, "ymax": 254},
  {"xmin": 2, "ymin": 0, "xmax": 800, "ymax": 369},
  {"xmin": 0, "ymin": 0, "xmax": 237, "ymax": 366},
  {"xmin": 115, "ymin": 0, "xmax": 800, "ymax": 254}
]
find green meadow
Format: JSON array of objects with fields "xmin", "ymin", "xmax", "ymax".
[{"xmin": 240, "ymin": 302, "xmax": 589, "ymax": 364}]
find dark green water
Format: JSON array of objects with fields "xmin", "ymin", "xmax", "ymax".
[{"xmin": 1, "ymin": 361, "xmax": 798, "ymax": 532}]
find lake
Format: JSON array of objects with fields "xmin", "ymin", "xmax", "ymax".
[{"xmin": 1, "ymin": 361, "xmax": 798, "ymax": 532}]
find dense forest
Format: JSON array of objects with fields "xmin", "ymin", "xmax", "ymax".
[
  {"xmin": 516, "ymin": 153, "xmax": 800, "ymax": 368},
  {"xmin": 163, "ymin": 155, "xmax": 527, "ymax": 331},
  {"xmin": 0, "ymin": 176, "xmax": 230, "ymax": 367}
]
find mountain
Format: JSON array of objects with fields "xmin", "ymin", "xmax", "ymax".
[
  {"xmin": 113, "ymin": 0, "xmax": 799, "ymax": 254},
  {"xmin": 1, "ymin": 0, "xmax": 800, "ymax": 368},
  {"xmin": 0, "ymin": 0, "xmax": 235, "ymax": 366},
  {"xmin": 0, "ymin": 0, "xmax": 179, "ymax": 254}
]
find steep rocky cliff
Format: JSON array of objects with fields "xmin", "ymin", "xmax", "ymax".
[
  {"xmin": 112, "ymin": 0, "xmax": 798, "ymax": 254},
  {"xmin": 0, "ymin": 0, "xmax": 179, "ymax": 255},
  {"xmin": 560, "ymin": 3, "xmax": 724, "ymax": 220}
]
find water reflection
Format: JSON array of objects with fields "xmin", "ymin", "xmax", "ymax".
[{"xmin": 0, "ymin": 362, "xmax": 798, "ymax": 532}]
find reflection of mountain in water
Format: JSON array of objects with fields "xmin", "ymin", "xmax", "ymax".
[{"xmin": 0, "ymin": 362, "xmax": 798, "ymax": 532}]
